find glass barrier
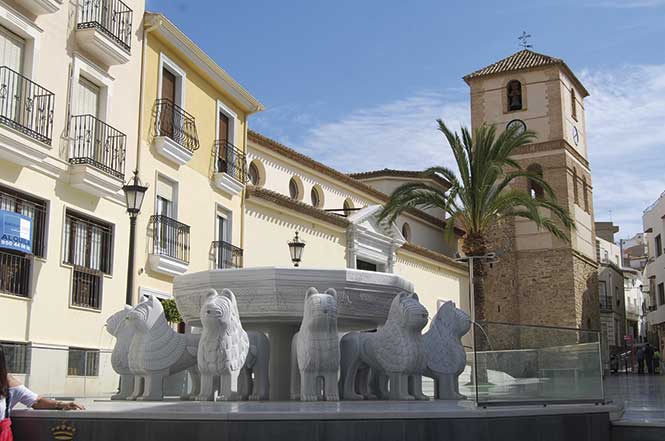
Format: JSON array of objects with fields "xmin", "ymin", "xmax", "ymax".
[{"xmin": 468, "ymin": 321, "xmax": 604, "ymax": 405}]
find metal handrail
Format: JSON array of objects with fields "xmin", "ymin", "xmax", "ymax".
[
  {"xmin": 214, "ymin": 140, "xmax": 247, "ymax": 183},
  {"xmin": 149, "ymin": 215, "xmax": 190, "ymax": 263},
  {"xmin": 212, "ymin": 240, "xmax": 243, "ymax": 269},
  {"xmin": 153, "ymin": 99, "xmax": 199, "ymax": 152},
  {"xmin": 77, "ymin": 0, "xmax": 133, "ymax": 52},
  {"xmin": 69, "ymin": 114, "xmax": 126, "ymax": 179}
]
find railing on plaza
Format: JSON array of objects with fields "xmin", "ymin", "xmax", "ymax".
[
  {"xmin": 149, "ymin": 215, "xmax": 190, "ymax": 263},
  {"xmin": 0, "ymin": 250, "xmax": 32, "ymax": 297},
  {"xmin": 77, "ymin": 0, "xmax": 133, "ymax": 52},
  {"xmin": 600, "ymin": 295, "xmax": 613, "ymax": 312},
  {"xmin": 465, "ymin": 321, "xmax": 604, "ymax": 405},
  {"xmin": 0, "ymin": 66, "xmax": 55, "ymax": 144},
  {"xmin": 215, "ymin": 140, "xmax": 247, "ymax": 182},
  {"xmin": 153, "ymin": 99, "xmax": 200, "ymax": 152},
  {"xmin": 69, "ymin": 114, "xmax": 127, "ymax": 179},
  {"xmin": 212, "ymin": 240, "xmax": 243, "ymax": 269},
  {"xmin": 71, "ymin": 266, "xmax": 103, "ymax": 310}
]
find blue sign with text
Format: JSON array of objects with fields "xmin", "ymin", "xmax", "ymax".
[{"xmin": 0, "ymin": 210, "xmax": 32, "ymax": 254}]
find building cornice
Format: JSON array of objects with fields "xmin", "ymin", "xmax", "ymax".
[{"xmin": 145, "ymin": 13, "xmax": 264, "ymax": 114}]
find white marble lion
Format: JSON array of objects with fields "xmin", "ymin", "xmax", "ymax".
[
  {"xmin": 340, "ymin": 292, "xmax": 428, "ymax": 400},
  {"xmin": 106, "ymin": 305, "xmax": 140, "ymax": 400},
  {"xmin": 238, "ymin": 331, "xmax": 271, "ymax": 401},
  {"xmin": 290, "ymin": 287, "xmax": 340, "ymax": 401},
  {"xmin": 197, "ymin": 288, "xmax": 250, "ymax": 401},
  {"xmin": 126, "ymin": 295, "xmax": 200, "ymax": 401},
  {"xmin": 422, "ymin": 300, "xmax": 470, "ymax": 400}
]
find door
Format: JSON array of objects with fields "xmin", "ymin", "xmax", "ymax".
[
  {"xmin": 217, "ymin": 112, "xmax": 230, "ymax": 173},
  {"xmin": 216, "ymin": 214, "xmax": 228, "ymax": 268},
  {"xmin": 74, "ymin": 77, "xmax": 101, "ymax": 163},
  {"xmin": 160, "ymin": 68, "xmax": 177, "ymax": 138},
  {"xmin": 0, "ymin": 26, "xmax": 25, "ymax": 127}
]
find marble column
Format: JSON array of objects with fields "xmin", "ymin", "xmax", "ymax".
[{"xmin": 265, "ymin": 324, "xmax": 299, "ymax": 401}]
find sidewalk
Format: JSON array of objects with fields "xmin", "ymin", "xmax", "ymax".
[{"xmin": 605, "ymin": 374, "xmax": 665, "ymax": 425}]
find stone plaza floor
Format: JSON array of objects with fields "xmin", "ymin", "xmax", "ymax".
[{"xmin": 605, "ymin": 373, "xmax": 665, "ymax": 426}]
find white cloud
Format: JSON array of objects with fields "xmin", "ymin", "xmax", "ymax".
[{"xmin": 299, "ymin": 92, "xmax": 469, "ymax": 173}]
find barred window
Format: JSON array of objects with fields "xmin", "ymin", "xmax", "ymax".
[
  {"xmin": 0, "ymin": 341, "xmax": 30, "ymax": 374},
  {"xmin": 67, "ymin": 347, "xmax": 99, "ymax": 376},
  {"xmin": 63, "ymin": 211, "xmax": 113, "ymax": 274},
  {"xmin": 0, "ymin": 184, "xmax": 48, "ymax": 257}
]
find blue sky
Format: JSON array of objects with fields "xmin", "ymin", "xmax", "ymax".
[{"xmin": 147, "ymin": 0, "xmax": 665, "ymax": 237}]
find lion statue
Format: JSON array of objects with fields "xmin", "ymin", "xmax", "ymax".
[
  {"xmin": 422, "ymin": 300, "xmax": 470, "ymax": 400},
  {"xmin": 238, "ymin": 331, "xmax": 271, "ymax": 401},
  {"xmin": 126, "ymin": 295, "xmax": 200, "ymax": 401},
  {"xmin": 290, "ymin": 287, "xmax": 340, "ymax": 401},
  {"xmin": 340, "ymin": 292, "xmax": 428, "ymax": 400},
  {"xmin": 197, "ymin": 288, "xmax": 250, "ymax": 401},
  {"xmin": 106, "ymin": 305, "xmax": 140, "ymax": 400}
]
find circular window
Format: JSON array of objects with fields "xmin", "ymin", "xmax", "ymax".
[
  {"xmin": 402, "ymin": 222, "xmax": 411, "ymax": 241},
  {"xmin": 289, "ymin": 177, "xmax": 300, "ymax": 200},
  {"xmin": 311, "ymin": 186, "xmax": 321, "ymax": 208},
  {"xmin": 248, "ymin": 162, "xmax": 260, "ymax": 186},
  {"xmin": 343, "ymin": 198, "xmax": 354, "ymax": 216}
]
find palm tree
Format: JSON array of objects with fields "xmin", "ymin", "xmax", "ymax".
[{"xmin": 379, "ymin": 120, "xmax": 574, "ymax": 321}]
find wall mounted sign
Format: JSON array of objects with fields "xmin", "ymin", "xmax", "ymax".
[{"xmin": 0, "ymin": 210, "xmax": 32, "ymax": 253}]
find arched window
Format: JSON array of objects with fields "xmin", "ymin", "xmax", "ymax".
[
  {"xmin": 526, "ymin": 164, "xmax": 544, "ymax": 200},
  {"xmin": 310, "ymin": 186, "xmax": 322, "ymax": 208},
  {"xmin": 572, "ymin": 167, "xmax": 579, "ymax": 205},
  {"xmin": 582, "ymin": 176, "xmax": 589, "ymax": 212},
  {"xmin": 571, "ymin": 88, "xmax": 577, "ymax": 120},
  {"xmin": 507, "ymin": 80, "xmax": 523, "ymax": 111},
  {"xmin": 289, "ymin": 177, "xmax": 300, "ymax": 200},
  {"xmin": 401, "ymin": 222, "xmax": 411, "ymax": 241},
  {"xmin": 343, "ymin": 198, "xmax": 354, "ymax": 217},
  {"xmin": 248, "ymin": 161, "xmax": 260, "ymax": 186}
]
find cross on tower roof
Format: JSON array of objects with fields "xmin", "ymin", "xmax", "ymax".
[{"xmin": 518, "ymin": 31, "xmax": 533, "ymax": 49}]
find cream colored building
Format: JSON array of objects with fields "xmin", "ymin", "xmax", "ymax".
[
  {"xmin": 130, "ymin": 13, "xmax": 263, "ymax": 306},
  {"xmin": 0, "ymin": 0, "xmax": 144, "ymax": 395},
  {"xmin": 244, "ymin": 131, "xmax": 469, "ymax": 317}
]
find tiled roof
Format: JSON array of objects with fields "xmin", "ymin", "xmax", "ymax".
[
  {"xmin": 349, "ymin": 168, "xmax": 451, "ymax": 189},
  {"xmin": 463, "ymin": 49, "xmax": 589, "ymax": 97}
]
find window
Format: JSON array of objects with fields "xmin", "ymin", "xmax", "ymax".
[
  {"xmin": 67, "ymin": 347, "xmax": 99, "ymax": 376},
  {"xmin": 656, "ymin": 234, "xmax": 662, "ymax": 258},
  {"xmin": 0, "ymin": 341, "xmax": 30, "ymax": 374},
  {"xmin": 595, "ymin": 240, "xmax": 600, "ymax": 262},
  {"xmin": 571, "ymin": 88, "xmax": 577, "ymax": 120},
  {"xmin": 63, "ymin": 211, "xmax": 113, "ymax": 310},
  {"xmin": 572, "ymin": 168, "xmax": 579, "ymax": 205},
  {"xmin": 76, "ymin": 76, "xmax": 100, "ymax": 118},
  {"xmin": 248, "ymin": 161, "xmax": 260, "ymax": 186},
  {"xmin": 599, "ymin": 281, "xmax": 609, "ymax": 310},
  {"xmin": 582, "ymin": 176, "xmax": 589, "ymax": 212},
  {"xmin": 357, "ymin": 259, "xmax": 378, "ymax": 272},
  {"xmin": 402, "ymin": 222, "xmax": 411, "ymax": 241},
  {"xmin": 526, "ymin": 164, "xmax": 544, "ymax": 199},
  {"xmin": 0, "ymin": 184, "xmax": 47, "ymax": 258},
  {"xmin": 343, "ymin": 198, "xmax": 354, "ymax": 217},
  {"xmin": 311, "ymin": 186, "xmax": 322, "ymax": 208},
  {"xmin": 0, "ymin": 25, "xmax": 25, "ymax": 73},
  {"xmin": 659, "ymin": 283, "xmax": 665, "ymax": 306},
  {"xmin": 507, "ymin": 80, "xmax": 523, "ymax": 111},
  {"xmin": 289, "ymin": 177, "xmax": 300, "ymax": 200}
]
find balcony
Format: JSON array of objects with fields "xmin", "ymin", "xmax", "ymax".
[
  {"xmin": 68, "ymin": 114, "xmax": 126, "ymax": 198},
  {"xmin": 212, "ymin": 241, "xmax": 243, "ymax": 269},
  {"xmin": 17, "ymin": 0, "xmax": 62, "ymax": 15},
  {"xmin": 0, "ymin": 251, "xmax": 32, "ymax": 298},
  {"xmin": 76, "ymin": 0, "xmax": 132, "ymax": 65},
  {"xmin": 153, "ymin": 99, "xmax": 199, "ymax": 166},
  {"xmin": 0, "ymin": 67, "xmax": 55, "ymax": 165},
  {"xmin": 212, "ymin": 141, "xmax": 246, "ymax": 196},
  {"xmin": 148, "ymin": 215, "xmax": 190, "ymax": 277},
  {"xmin": 600, "ymin": 295, "xmax": 613, "ymax": 312}
]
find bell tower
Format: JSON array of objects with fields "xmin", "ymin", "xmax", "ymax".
[{"xmin": 463, "ymin": 50, "xmax": 599, "ymax": 330}]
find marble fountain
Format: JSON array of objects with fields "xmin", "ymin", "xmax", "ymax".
[{"xmin": 10, "ymin": 266, "xmax": 618, "ymax": 441}]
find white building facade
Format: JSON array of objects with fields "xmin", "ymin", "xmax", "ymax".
[{"xmin": 644, "ymin": 192, "xmax": 665, "ymax": 357}]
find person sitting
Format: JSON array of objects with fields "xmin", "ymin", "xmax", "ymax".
[{"xmin": 0, "ymin": 347, "xmax": 84, "ymax": 440}]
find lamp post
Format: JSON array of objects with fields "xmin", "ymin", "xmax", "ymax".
[
  {"xmin": 122, "ymin": 170, "xmax": 148, "ymax": 306},
  {"xmin": 287, "ymin": 232, "xmax": 305, "ymax": 267}
]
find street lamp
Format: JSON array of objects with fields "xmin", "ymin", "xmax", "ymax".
[
  {"xmin": 122, "ymin": 170, "xmax": 148, "ymax": 306},
  {"xmin": 287, "ymin": 232, "xmax": 305, "ymax": 267}
]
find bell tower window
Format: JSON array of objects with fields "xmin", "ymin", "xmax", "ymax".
[
  {"xmin": 507, "ymin": 80, "xmax": 523, "ymax": 111},
  {"xmin": 571, "ymin": 88, "xmax": 577, "ymax": 120},
  {"xmin": 527, "ymin": 164, "xmax": 544, "ymax": 200}
]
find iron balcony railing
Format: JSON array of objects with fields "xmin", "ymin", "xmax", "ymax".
[
  {"xmin": 69, "ymin": 114, "xmax": 126, "ymax": 179},
  {"xmin": 71, "ymin": 266, "xmax": 102, "ymax": 310},
  {"xmin": 0, "ymin": 251, "xmax": 32, "ymax": 297},
  {"xmin": 600, "ymin": 295, "xmax": 613, "ymax": 312},
  {"xmin": 215, "ymin": 141, "xmax": 247, "ymax": 183},
  {"xmin": 154, "ymin": 99, "xmax": 199, "ymax": 152},
  {"xmin": 212, "ymin": 241, "xmax": 243, "ymax": 269},
  {"xmin": 0, "ymin": 66, "xmax": 54, "ymax": 144},
  {"xmin": 77, "ymin": 0, "xmax": 132, "ymax": 52},
  {"xmin": 150, "ymin": 215, "xmax": 190, "ymax": 263}
]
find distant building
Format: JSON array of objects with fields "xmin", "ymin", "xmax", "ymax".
[
  {"xmin": 644, "ymin": 191, "xmax": 665, "ymax": 356},
  {"xmin": 622, "ymin": 232, "xmax": 649, "ymax": 271},
  {"xmin": 623, "ymin": 268, "xmax": 647, "ymax": 343}
]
